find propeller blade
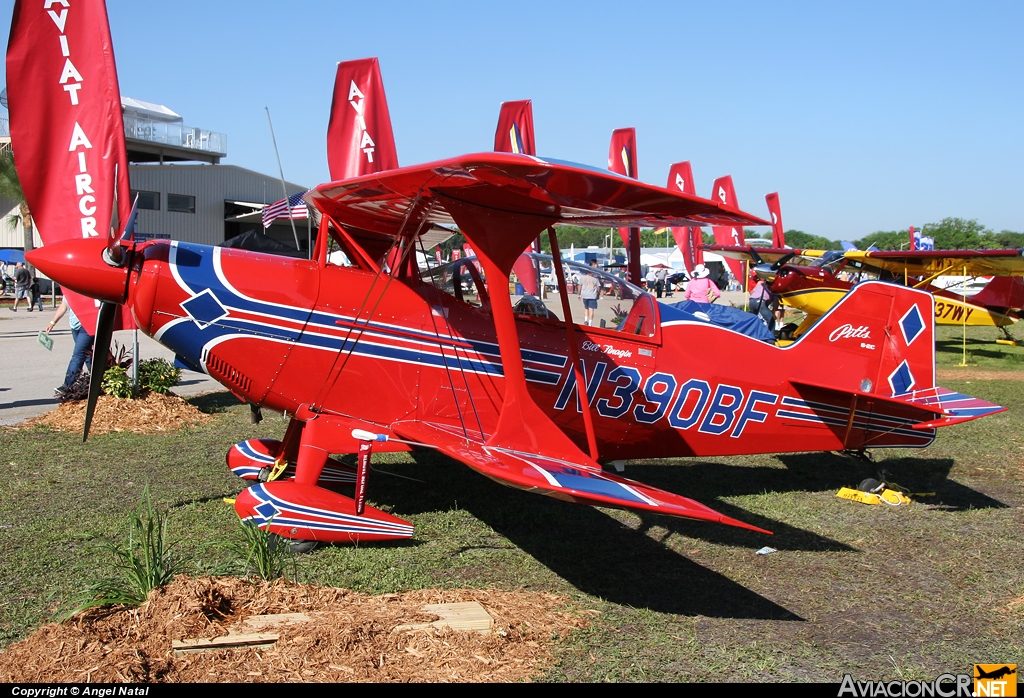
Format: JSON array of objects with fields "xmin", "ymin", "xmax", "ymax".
[
  {"xmin": 83, "ymin": 301, "xmax": 117, "ymax": 442},
  {"xmin": 747, "ymin": 247, "xmax": 765, "ymax": 266},
  {"xmin": 771, "ymin": 252, "xmax": 797, "ymax": 271}
]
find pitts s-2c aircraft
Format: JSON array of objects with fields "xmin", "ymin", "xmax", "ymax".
[{"xmin": 11, "ymin": 1, "xmax": 1006, "ymax": 547}]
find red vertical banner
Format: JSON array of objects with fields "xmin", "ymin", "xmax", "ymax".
[
  {"xmin": 327, "ymin": 58, "xmax": 399, "ymax": 181},
  {"xmin": 765, "ymin": 192, "xmax": 785, "ymax": 248},
  {"xmin": 908, "ymin": 226, "xmax": 917, "ymax": 251},
  {"xmin": 494, "ymin": 99, "xmax": 536, "ymax": 155},
  {"xmin": 608, "ymin": 128, "xmax": 641, "ymax": 284},
  {"xmin": 666, "ymin": 161, "xmax": 703, "ymax": 272},
  {"xmin": 495, "ymin": 100, "xmax": 540, "ymax": 294},
  {"xmin": 710, "ymin": 176, "xmax": 748, "ymax": 289},
  {"xmin": 6, "ymin": 0, "xmax": 132, "ymax": 333}
]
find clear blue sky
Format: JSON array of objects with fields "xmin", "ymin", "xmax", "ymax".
[{"xmin": 2, "ymin": 0, "xmax": 1021, "ymax": 240}]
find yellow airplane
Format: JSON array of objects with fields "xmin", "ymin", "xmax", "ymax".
[{"xmin": 707, "ymin": 245, "xmax": 1024, "ymax": 340}]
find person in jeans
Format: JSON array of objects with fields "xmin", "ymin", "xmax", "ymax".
[
  {"xmin": 11, "ymin": 262, "xmax": 31, "ymax": 311},
  {"xmin": 46, "ymin": 299, "xmax": 94, "ymax": 402},
  {"xmin": 578, "ymin": 260, "xmax": 603, "ymax": 326}
]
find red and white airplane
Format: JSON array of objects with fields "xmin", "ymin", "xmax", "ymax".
[{"xmin": 10, "ymin": 0, "xmax": 1005, "ymax": 549}]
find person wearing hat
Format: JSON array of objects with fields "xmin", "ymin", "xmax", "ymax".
[{"xmin": 684, "ymin": 264, "xmax": 721, "ymax": 304}]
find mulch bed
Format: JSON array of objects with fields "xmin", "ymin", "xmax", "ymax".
[
  {"xmin": 0, "ymin": 577, "xmax": 587, "ymax": 683},
  {"xmin": 23, "ymin": 392, "xmax": 213, "ymax": 434}
]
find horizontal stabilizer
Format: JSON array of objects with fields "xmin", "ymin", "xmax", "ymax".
[
  {"xmin": 790, "ymin": 380, "xmax": 1005, "ymax": 432},
  {"xmin": 392, "ymin": 421, "xmax": 770, "ymax": 534},
  {"xmin": 900, "ymin": 386, "xmax": 1006, "ymax": 428}
]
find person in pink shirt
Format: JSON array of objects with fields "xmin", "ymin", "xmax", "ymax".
[{"xmin": 684, "ymin": 264, "xmax": 721, "ymax": 304}]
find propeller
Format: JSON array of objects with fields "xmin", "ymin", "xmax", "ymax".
[
  {"xmin": 83, "ymin": 300, "xmax": 118, "ymax": 441},
  {"xmin": 83, "ymin": 195, "xmax": 140, "ymax": 441},
  {"xmin": 771, "ymin": 252, "xmax": 797, "ymax": 271}
]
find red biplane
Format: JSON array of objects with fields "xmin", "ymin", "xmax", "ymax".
[{"xmin": 11, "ymin": 1, "xmax": 1006, "ymax": 549}]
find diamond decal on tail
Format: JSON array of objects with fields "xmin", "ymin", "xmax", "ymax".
[
  {"xmin": 899, "ymin": 303, "xmax": 926, "ymax": 346},
  {"xmin": 888, "ymin": 360, "xmax": 916, "ymax": 395}
]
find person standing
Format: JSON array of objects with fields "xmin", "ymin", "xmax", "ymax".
[
  {"xmin": 11, "ymin": 262, "xmax": 31, "ymax": 311},
  {"xmin": 46, "ymin": 299, "xmax": 94, "ymax": 401},
  {"xmin": 578, "ymin": 260, "xmax": 602, "ymax": 326},
  {"xmin": 749, "ymin": 275, "xmax": 775, "ymax": 328},
  {"xmin": 30, "ymin": 274, "xmax": 44, "ymax": 312},
  {"xmin": 684, "ymin": 264, "xmax": 721, "ymax": 304},
  {"xmin": 655, "ymin": 266, "xmax": 669, "ymax": 298}
]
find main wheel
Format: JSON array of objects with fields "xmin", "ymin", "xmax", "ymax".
[{"xmin": 268, "ymin": 534, "xmax": 318, "ymax": 554}]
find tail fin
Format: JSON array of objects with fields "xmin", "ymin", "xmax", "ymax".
[
  {"xmin": 327, "ymin": 58, "xmax": 399, "ymax": 180},
  {"xmin": 666, "ymin": 162, "xmax": 703, "ymax": 271},
  {"xmin": 710, "ymin": 176, "xmax": 746, "ymax": 285},
  {"xmin": 792, "ymin": 281, "xmax": 935, "ymax": 397},
  {"xmin": 969, "ymin": 276, "xmax": 1024, "ymax": 311},
  {"xmin": 787, "ymin": 282, "xmax": 1003, "ymax": 447},
  {"xmin": 765, "ymin": 192, "xmax": 785, "ymax": 248}
]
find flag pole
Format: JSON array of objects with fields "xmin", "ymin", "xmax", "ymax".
[{"xmin": 265, "ymin": 107, "xmax": 302, "ymax": 251}]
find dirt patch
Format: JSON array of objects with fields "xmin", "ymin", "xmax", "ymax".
[
  {"xmin": 937, "ymin": 369, "xmax": 1024, "ymax": 381},
  {"xmin": 0, "ymin": 577, "xmax": 586, "ymax": 683},
  {"xmin": 22, "ymin": 392, "xmax": 212, "ymax": 434}
]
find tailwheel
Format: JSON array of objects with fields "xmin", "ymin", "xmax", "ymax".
[{"xmin": 996, "ymin": 327, "xmax": 1019, "ymax": 346}]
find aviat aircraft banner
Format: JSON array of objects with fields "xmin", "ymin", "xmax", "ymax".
[
  {"xmin": 327, "ymin": 57, "xmax": 398, "ymax": 180},
  {"xmin": 493, "ymin": 99, "xmax": 535, "ymax": 156},
  {"xmin": 765, "ymin": 192, "xmax": 785, "ymax": 248},
  {"xmin": 667, "ymin": 161, "xmax": 703, "ymax": 271},
  {"xmin": 494, "ymin": 100, "xmax": 540, "ymax": 295},
  {"xmin": 710, "ymin": 175, "xmax": 749, "ymax": 290},
  {"xmin": 608, "ymin": 127, "xmax": 638, "ymax": 248},
  {"xmin": 7, "ymin": 0, "xmax": 132, "ymax": 332}
]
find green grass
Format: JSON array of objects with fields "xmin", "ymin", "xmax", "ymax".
[
  {"xmin": 0, "ymin": 369, "xmax": 1022, "ymax": 681},
  {"xmin": 934, "ymin": 324, "xmax": 1024, "ymax": 369}
]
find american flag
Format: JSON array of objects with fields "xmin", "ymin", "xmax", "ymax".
[{"xmin": 262, "ymin": 191, "xmax": 309, "ymax": 227}]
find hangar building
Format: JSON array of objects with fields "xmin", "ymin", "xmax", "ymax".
[{"xmin": 1, "ymin": 98, "xmax": 311, "ymax": 255}]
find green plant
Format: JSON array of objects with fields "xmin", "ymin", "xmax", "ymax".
[
  {"xmin": 101, "ymin": 365, "xmax": 135, "ymax": 398},
  {"xmin": 65, "ymin": 486, "xmax": 181, "ymax": 617},
  {"xmin": 139, "ymin": 357, "xmax": 181, "ymax": 395},
  {"xmin": 218, "ymin": 518, "xmax": 297, "ymax": 581}
]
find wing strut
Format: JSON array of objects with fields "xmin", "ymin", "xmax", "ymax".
[
  {"xmin": 546, "ymin": 227, "xmax": 599, "ymax": 460},
  {"xmin": 439, "ymin": 195, "xmax": 595, "ymax": 464}
]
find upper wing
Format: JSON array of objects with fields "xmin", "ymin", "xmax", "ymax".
[
  {"xmin": 391, "ymin": 420, "xmax": 771, "ymax": 534},
  {"xmin": 310, "ymin": 153, "xmax": 769, "ymax": 264},
  {"xmin": 845, "ymin": 249, "xmax": 1024, "ymax": 277},
  {"xmin": 701, "ymin": 244, "xmax": 826, "ymax": 265}
]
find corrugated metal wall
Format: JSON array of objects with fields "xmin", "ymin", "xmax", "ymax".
[{"xmin": 129, "ymin": 164, "xmax": 307, "ymax": 245}]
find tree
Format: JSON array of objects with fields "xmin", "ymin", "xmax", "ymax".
[
  {"xmin": 984, "ymin": 230, "xmax": 1024, "ymax": 248},
  {"xmin": 921, "ymin": 217, "xmax": 990, "ymax": 250},
  {"xmin": 854, "ymin": 230, "xmax": 907, "ymax": 251},
  {"xmin": 0, "ymin": 149, "xmax": 34, "ymax": 272},
  {"xmin": 783, "ymin": 230, "xmax": 841, "ymax": 250}
]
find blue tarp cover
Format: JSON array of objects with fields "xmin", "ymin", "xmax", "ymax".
[{"xmin": 659, "ymin": 299, "xmax": 775, "ymax": 343}]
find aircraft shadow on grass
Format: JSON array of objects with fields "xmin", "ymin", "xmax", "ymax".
[
  {"xmin": 348, "ymin": 446, "xmax": 1005, "ymax": 618},
  {"xmin": 359, "ymin": 450, "xmax": 800, "ymax": 620},
  {"xmin": 632, "ymin": 452, "xmax": 1008, "ymax": 514},
  {"xmin": 935, "ymin": 338, "xmax": 1021, "ymax": 361}
]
